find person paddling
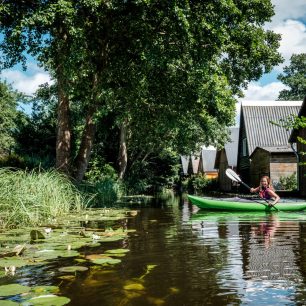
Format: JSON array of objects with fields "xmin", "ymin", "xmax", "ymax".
[{"xmin": 250, "ymin": 176, "xmax": 280, "ymax": 206}]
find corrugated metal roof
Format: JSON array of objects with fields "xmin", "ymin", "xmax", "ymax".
[
  {"xmin": 180, "ymin": 156, "xmax": 190, "ymax": 175},
  {"xmin": 249, "ymin": 146, "xmax": 294, "ymax": 158},
  {"xmin": 201, "ymin": 149, "xmax": 217, "ymax": 172},
  {"xmin": 260, "ymin": 146, "xmax": 293, "ymax": 153},
  {"xmin": 242, "ymin": 101, "xmax": 302, "ymax": 155},
  {"xmin": 190, "ymin": 156, "xmax": 200, "ymax": 174},
  {"xmin": 225, "ymin": 127, "xmax": 239, "ymax": 167}
]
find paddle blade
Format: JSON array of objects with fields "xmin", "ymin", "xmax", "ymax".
[{"xmin": 225, "ymin": 168, "xmax": 242, "ymax": 183}]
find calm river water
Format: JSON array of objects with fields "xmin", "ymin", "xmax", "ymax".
[{"xmin": 8, "ymin": 195, "xmax": 306, "ymax": 305}]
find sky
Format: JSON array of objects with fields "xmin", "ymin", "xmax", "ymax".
[{"xmin": 1, "ymin": 1, "xmax": 306, "ymax": 101}]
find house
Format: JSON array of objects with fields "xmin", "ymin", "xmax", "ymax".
[
  {"xmin": 289, "ymin": 96, "xmax": 306, "ymax": 197},
  {"xmin": 188, "ymin": 155, "xmax": 201, "ymax": 175},
  {"xmin": 237, "ymin": 101, "xmax": 302, "ymax": 189},
  {"xmin": 249, "ymin": 146, "xmax": 297, "ymax": 190},
  {"xmin": 180, "ymin": 156, "xmax": 190, "ymax": 175},
  {"xmin": 180, "ymin": 147, "xmax": 217, "ymax": 178},
  {"xmin": 214, "ymin": 127, "xmax": 239, "ymax": 191},
  {"xmin": 198, "ymin": 147, "xmax": 218, "ymax": 179}
]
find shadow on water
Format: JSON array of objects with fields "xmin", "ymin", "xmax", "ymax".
[{"xmin": 3, "ymin": 195, "xmax": 306, "ymax": 305}]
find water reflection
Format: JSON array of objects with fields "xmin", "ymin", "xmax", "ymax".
[
  {"xmin": 3, "ymin": 196, "xmax": 306, "ymax": 305},
  {"xmin": 191, "ymin": 209, "xmax": 306, "ymax": 305}
]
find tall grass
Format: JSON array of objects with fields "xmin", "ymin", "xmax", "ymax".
[{"xmin": 0, "ymin": 168, "xmax": 86, "ymax": 228}]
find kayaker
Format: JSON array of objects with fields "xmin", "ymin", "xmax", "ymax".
[{"xmin": 250, "ymin": 176, "xmax": 280, "ymax": 206}]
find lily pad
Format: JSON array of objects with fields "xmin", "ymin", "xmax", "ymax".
[
  {"xmin": 57, "ymin": 275, "xmax": 76, "ymax": 281},
  {"xmin": 123, "ymin": 283, "xmax": 145, "ymax": 291},
  {"xmin": 90, "ymin": 258, "xmax": 121, "ymax": 265},
  {"xmin": 24, "ymin": 294, "xmax": 70, "ymax": 305},
  {"xmin": 58, "ymin": 266, "xmax": 88, "ymax": 273},
  {"xmin": 0, "ymin": 300, "xmax": 19, "ymax": 306},
  {"xmin": 32, "ymin": 249, "xmax": 80, "ymax": 260},
  {"xmin": 30, "ymin": 230, "xmax": 46, "ymax": 240},
  {"xmin": 105, "ymin": 249, "xmax": 130, "ymax": 254},
  {"xmin": 0, "ymin": 283, "xmax": 31, "ymax": 297},
  {"xmin": 31, "ymin": 286, "xmax": 60, "ymax": 294},
  {"xmin": 0, "ymin": 257, "xmax": 32, "ymax": 268}
]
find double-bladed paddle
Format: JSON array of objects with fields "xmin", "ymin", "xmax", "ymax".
[{"xmin": 225, "ymin": 168, "xmax": 279, "ymax": 211}]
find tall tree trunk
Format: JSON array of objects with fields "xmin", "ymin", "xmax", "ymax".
[
  {"xmin": 118, "ymin": 119, "xmax": 128, "ymax": 180},
  {"xmin": 55, "ymin": 27, "xmax": 71, "ymax": 174},
  {"xmin": 74, "ymin": 106, "xmax": 97, "ymax": 182},
  {"xmin": 56, "ymin": 80, "xmax": 71, "ymax": 174}
]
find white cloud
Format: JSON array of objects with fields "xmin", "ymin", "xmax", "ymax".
[
  {"xmin": 243, "ymin": 81, "xmax": 288, "ymax": 101},
  {"xmin": 272, "ymin": 19, "xmax": 306, "ymax": 69},
  {"xmin": 1, "ymin": 67, "xmax": 52, "ymax": 96},
  {"xmin": 269, "ymin": 0, "xmax": 306, "ymax": 27}
]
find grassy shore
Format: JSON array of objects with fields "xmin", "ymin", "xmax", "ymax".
[{"xmin": 0, "ymin": 168, "xmax": 86, "ymax": 228}]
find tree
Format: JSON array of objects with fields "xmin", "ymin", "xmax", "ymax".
[
  {"xmin": 278, "ymin": 53, "xmax": 306, "ymax": 100},
  {"xmin": 1, "ymin": 0, "xmax": 283, "ymax": 182},
  {"xmin": 0, "ymin": 80, "xmax": 20, "ymax": 154}
]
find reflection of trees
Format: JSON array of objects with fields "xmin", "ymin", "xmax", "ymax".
[{"xmin": 121, "ymin": 198, "xmax": 241, "ymax": 305}]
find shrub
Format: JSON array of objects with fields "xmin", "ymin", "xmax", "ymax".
[{"xmin": 279, "ymin": 172, "xmax": 297, "ymax": 191}]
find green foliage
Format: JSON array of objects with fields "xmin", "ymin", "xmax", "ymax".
[
  {"xmin": 123, "ymin": 149, "xmax": 180, "ymax": 195},
  {"xmin": 182, "ymin": 174, "xmax": 218, "ymax": 194},
  {"xmin": 13, "ymin": 84, "xmax": 57, "ymax": 167},
  {"xmin": 279, "ymin": 173, "xmax": 297, "ymax": 191},
  {"xmin": 278, "ymin": 53, "xmax": 306, "ymax": 100},
  {"xmin": 0, "ymin": 81, "xmax": 20, "ymax": 153},
  {"xmin": 0, "ymin": 0, "xmax": 283, "ymax": 182},
  {"xmin": 0, "ymin": 168, "xmax": 86, "ymax": 228},
  {"xmin": 82, "ymin": 163, "xmax": 123, "ymax": 207}
]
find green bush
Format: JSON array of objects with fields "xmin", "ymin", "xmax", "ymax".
[
  {"xmin": 83, "ymin": 163, "xmax": 124, "ymax": 207},
  {"xmin": 279, "ymin": 172, "xmax": 297, "ymax": 191},
  {"xmin": 182, "ymin": 174, "xmax": 218, "ymax": 194}
]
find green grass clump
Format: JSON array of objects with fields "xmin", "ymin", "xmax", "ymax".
[{"xmin": 0, "ymin": 168, "xmax": 86, "ymax": 228}]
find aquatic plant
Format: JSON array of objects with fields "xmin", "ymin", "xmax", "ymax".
[{"xmin": 0, "ymin": 168, "xmax": 86, "ymax": 228}]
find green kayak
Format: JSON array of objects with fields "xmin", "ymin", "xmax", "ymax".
[{"xmin": 188, "ymin": 195, "xmax": 306, "ymax": 212}]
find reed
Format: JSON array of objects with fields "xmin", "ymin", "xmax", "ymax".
[{"xmin": 0, "ymin": 168, "xmax": 86, "ymax": 228}]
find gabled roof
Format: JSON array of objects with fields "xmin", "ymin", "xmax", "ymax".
[
  {"xmin": 200, "ymin": 148, "xmax": 217, "ymax": 172},
  {"xmin": 241, "ymin": 101, "xmax": 302, "ymax": 155},
  {"xmin": 180, "ymin": 156, "xmax": 190, "ymax": 175},
  {"xmin": 214, "ymin": 127, "xmax": 239, "ymax": 168},
  {"xmin": 289, "ymin": 96, "xmax": 306, "ymax": 142},
  {"xmin": 190, "ymin": 155, "xmax": 200, "ymax": 174},
  {"xmin": 249, "ymin": 146, "xmax": 294, "ymax": 158}
]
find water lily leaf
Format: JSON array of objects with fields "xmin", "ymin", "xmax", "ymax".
[
  {"xmin": 32, "ymin": 249, "xmax": 80, "ymax": 260},
  {"xmin": 31, "ymin": 286, "xmax": 60, "ymax": 294},
  {"xmin": 85, "ymin": 254, "xmax": 109, "ymax": 260},
  {"xmin": 58, "ymin": 266, "xmax": 88, "ymax": 273},
  {"xmin": 24, "ymin": 294, "xmax": 70, "ymax": 305},
  {"xmin": 103, "ymin": 253, "xmax": 126, "ymax": 258},
  {"xmin": 0, "ymin": 257, "xmax": 33, "ymax": 268},
  {"xmin": 147, "ymin": 297, "xmax": 165, "ymax": 305},
  {"xmin": 57, "ymin": 275, "xmax": 76, "ymax": 281},
  {"xmin": 169, "ymin": 287, "xmax": 179, "ymax": 294},
  {"xmin": 0, "ymin": 300, "xmax": 19, "ymax": 306},
  {"xmin": 105, "ymin": 249, "xmax": 130, "ymax": 254},
  {"xmin": 0, "ymin": 283, "xmax": 31, "ymax": 296},
  {"xmin": 123, "ymin": 283, "xmax": 145, "ymax": 291},
  {"xmin": 30, "ymin": 230, "xmax": 46, "ymax": 240},
  {"xmin": 99, "ymin": 236, "xmax": 124, "ymax": 242},
  {"xmin": 90, "ymin": 258, "xmax": 121, "ymax": 265}
]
